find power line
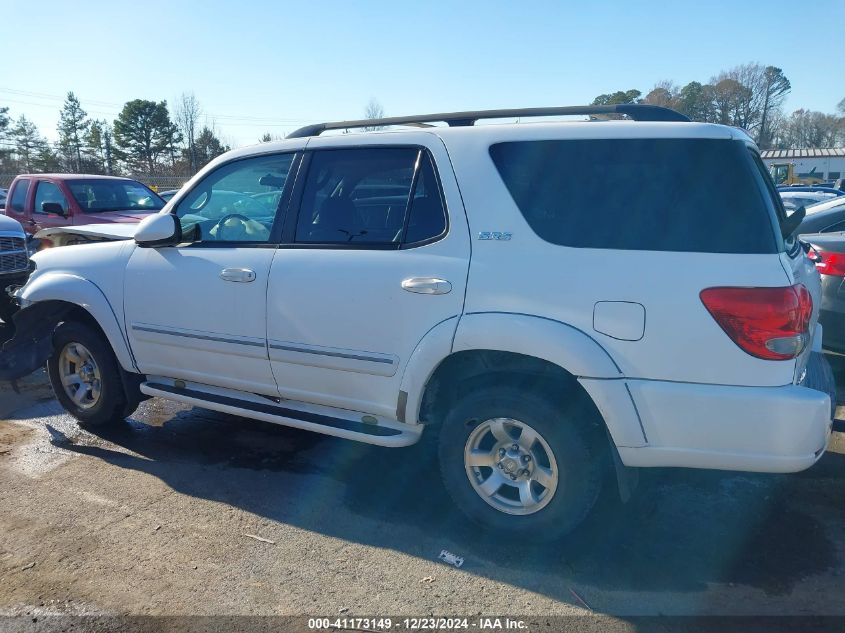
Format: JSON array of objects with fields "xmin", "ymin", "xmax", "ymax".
[
  {"xmin": 0, "ymin": 87, "xmax": 317, "ymax": 125},
  {"xmin": 1, "ymin": 97, "xmax": 120, "ymax": 118}
]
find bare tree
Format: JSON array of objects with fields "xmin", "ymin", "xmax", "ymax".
[
  {"xmin": 642, "ymin": 80, "xmax": 678, "ymax": 108},
  {"xmin": 363, "ymin": 98, "xmax": 385, "ymax": 131},
  {"xmin": 756, "ymin": 67, "xmax": 791, "ymax": 149},
  {"xmin": 710, "ymin": 63, "xmax": 790, "ymax": 147},
  {"xmin": 710, "ymin": 77, "xmax": 751, "ymax": 127},
  {"xmin": 175, "ymin": 93, "xmax": 202, "ymax": 174},
  {"xmin": 780, "ymin": 110, "xmax": 844, "ymax": 148}
]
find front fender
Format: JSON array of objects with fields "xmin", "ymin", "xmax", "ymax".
[{"xmin": 17, "ymin": 272, "xmax": 136, "ymax": 372}]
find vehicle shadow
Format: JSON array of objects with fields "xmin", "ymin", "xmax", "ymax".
[{"xmin": 43, "ymin": 396, "xmax": 845, "ymax": 606}]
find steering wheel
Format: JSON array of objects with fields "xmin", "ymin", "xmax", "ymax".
[{"xmin": 211, "ymin": 213, "xmax": 253, "ymax": 240}]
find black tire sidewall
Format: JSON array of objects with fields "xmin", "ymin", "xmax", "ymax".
[
  {"xmin": 438, "ymin": 387, "xmax": 603, "ymax": 540},
  {"xmin": 0, "ymin": 295, "xmax": 17, "ymax": 324},
  {"xmin": 47, "ymin": 321, "xmax": 126, "ymax": 428}
]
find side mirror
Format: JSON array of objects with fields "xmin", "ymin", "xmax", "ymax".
[
  {"xmin": 41, "ymin": 202, "xmax": 66, "ymax": 217},
  {"xmin": 134, "ymin": 213, "xmax": 181, "ymax": 247}
]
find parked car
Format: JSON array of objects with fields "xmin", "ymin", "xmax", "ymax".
[
  {"xmin": 158, "ymin": 189, "xmax": 180, "ymax": 202},
  {"xmin": 0, "ymin": 213, "xmax": 32, "ymax": 322},
  {"xmin": 780, "ymin": 189, "xmax": 842, "ymax": 211},
  {"xmin": 0, "ymin": 104, "xmax": 835, "ymax": 540},
  {"xmin": 778, "ymin": 186, "xmax": 845, "ymax": 196},
  {"xmin": 0, "ymin": 189, "xmax": 7, "ymax": 210},
  {"xmin": 797, "ymin": 197, "xmax": 845, "ymax": 235},
  {"xmin": 804, "ymin": 233, "xmax": 845, "ymax": 353},
  {"xmin": 3, "ymin": 174, "xmax": 165, "ymax": 240}
]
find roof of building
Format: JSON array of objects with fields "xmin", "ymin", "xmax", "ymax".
[{"xmin": 761, "ymin": 148, "xmax": 845, "ymax": 159}]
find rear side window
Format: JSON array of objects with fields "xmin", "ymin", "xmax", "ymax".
[
  {"xmin": 8, "ymin": 179, "xmax": 30, "ymax": 214},
  {"xmin": 489, "ymin": 139, "xmax": 777, "ymax": 254},
  {"xmin": 404, "ymin": 153, "xmax": 447, "ymax": 244}
]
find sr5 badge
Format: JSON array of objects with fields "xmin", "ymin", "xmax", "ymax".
[{"xmin": 478, "ymin": 231, "xmax": 512, "ymax": 241}]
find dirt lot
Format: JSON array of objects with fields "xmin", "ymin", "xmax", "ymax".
[{"xmin": 1, "ymin": 363, "xmax": 844, "ymax": 620}]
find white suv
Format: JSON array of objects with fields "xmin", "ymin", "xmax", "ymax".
[{"xmin": 2, "ymin": 105, "xmax": 835, "ymax": 539}]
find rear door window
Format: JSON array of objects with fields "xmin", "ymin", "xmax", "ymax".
[
  {"xmin": 7, "ymin": 179, "xmax": 30, "ymax": 215},
  {"xmin": 294, "ymin": 148, "xmax": 447, "ymax": 246},
  {"xmin": 489, "ymin": 138, "xmax": 778, "ymax": 254}
]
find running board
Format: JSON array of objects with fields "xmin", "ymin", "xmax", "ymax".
[{"xmin": 140, "ymin": 381, "xmax": 423, "ymax": 447}]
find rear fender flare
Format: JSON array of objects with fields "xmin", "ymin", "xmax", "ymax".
[
  {"xmin": 399, "ymin": 316, "xmax": 460, "ymax": 425},
  {"xmin": 453, "ymin": 312, "xmax": 622, "ymax": 378},
  {"xmin": 405, "ymin": 312, "xmax": 646, "ymax": 448},
  {"xmin": 402, "ymin": 312, "xmax": 624, "ymax": 423}
]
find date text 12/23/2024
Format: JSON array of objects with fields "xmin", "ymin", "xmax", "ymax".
[{"xmin": 308, "ymin": 617, "xmax": 529, "ymax": 630}]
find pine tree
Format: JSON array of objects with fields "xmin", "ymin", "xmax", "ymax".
[{"xmin": 57, "ymin": 92, "xmax": 90, "ymax": 172}]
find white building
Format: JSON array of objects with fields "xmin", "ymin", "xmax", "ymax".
[{"xmin": 761, "ymin": 148, "xmax": 845, "ymax": 182}]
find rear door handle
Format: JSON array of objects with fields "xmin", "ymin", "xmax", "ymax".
[
  {"xmin": 219, "ymin": 268, "xmax": 256, "ymax": 283},
  {"xmin": 401, "ymin": 277, "xmax": 452, "ymax": 295}
]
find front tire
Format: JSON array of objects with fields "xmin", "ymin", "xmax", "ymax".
[
  {"xmin": 47, "ymin": 321, "xmax": 128, "ymax": 428},
  {"xmin": 438, "ymin": 386, "xmax": 605, "ymax": 541},
  {"xmin": 0, "ymin": 294, "xmax": 18, "ymax": 325}
]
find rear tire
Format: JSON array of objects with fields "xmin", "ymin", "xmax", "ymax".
[
  {"xmin": 438, "ymin": 386, "xmax": 605, "ymax": 541},
  {"xmin": 47, "ymin": 321, "xmax": 129, "ymax": 428}
]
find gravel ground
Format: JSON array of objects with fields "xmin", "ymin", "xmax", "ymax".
[{"xmin": 0, "ymin": 365, "xmax": 844, "ymax": 619}]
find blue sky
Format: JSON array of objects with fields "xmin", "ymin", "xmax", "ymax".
[{"xmin": 4, "ymin": 0, "xmax": 844, "ymax": 147}]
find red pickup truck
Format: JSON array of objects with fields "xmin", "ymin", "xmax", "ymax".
[{"xmin": 3, "ymin": 174, "xmax": 165, "ymax": 237}]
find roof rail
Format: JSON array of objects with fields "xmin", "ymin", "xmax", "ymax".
[{"xmin": 286, "ymin": 104, "xmax": 690, "ymax": 138}]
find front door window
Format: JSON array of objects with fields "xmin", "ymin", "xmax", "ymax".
[{"xmin": 175, "ymin": 153, "xmax": 295, "ymax": 243}]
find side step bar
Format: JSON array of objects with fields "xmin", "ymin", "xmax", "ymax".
[{"xmin": 140, "ymin": 381, "xmax": 423, "ymax": 447}]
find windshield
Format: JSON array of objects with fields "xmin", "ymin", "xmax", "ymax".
[{"xmin": 67, "ymin": 179, "xmax": 165, "ymax": 213}]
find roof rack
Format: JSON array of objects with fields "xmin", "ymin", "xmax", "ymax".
[{"xmin": 286, "ymin": 104, "xmax": 690, "ymax": 138}]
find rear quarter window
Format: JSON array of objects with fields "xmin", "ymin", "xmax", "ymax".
[{"xmin": 489, "ymin": 138, "xmax": 778, "ymax": 254}]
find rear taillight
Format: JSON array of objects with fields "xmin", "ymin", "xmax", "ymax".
[
  {"xmin": 699, "ymin": 284, "xmax": 812, "ymax": 361},
  {"xmin": 809, "ymin": 249, "xmax": 845, "ymax": 277}
]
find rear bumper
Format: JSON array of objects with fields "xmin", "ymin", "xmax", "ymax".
[{"xmin": 618, "ymin": 354, "xmax": 834, "ymax": 473}]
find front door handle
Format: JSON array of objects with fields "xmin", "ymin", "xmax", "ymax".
[
  {"xmin": 219, "ymin": 268, "xmax": 256, "ymax": 283},
  {"xmin": 401, "ymin": 277, "xmax": 452, "ymax": 295}
]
